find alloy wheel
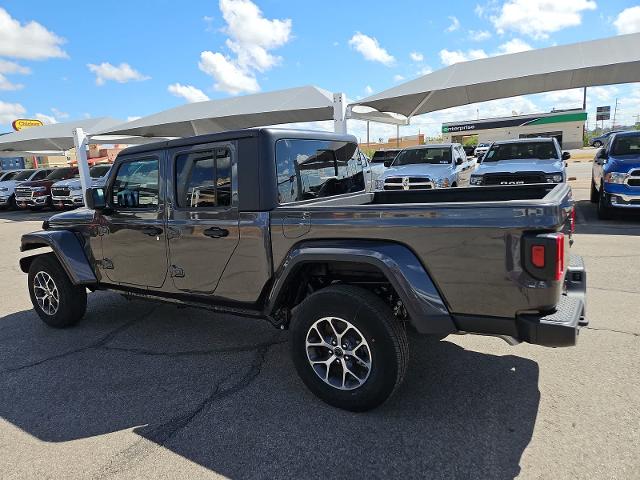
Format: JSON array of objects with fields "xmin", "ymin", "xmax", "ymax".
[
  {"xmin": 305, "ymin": 316, "xmax": 372, "ymax": 390},
  {"xmin": 33, "ymin": 271, "xmax": 60, "ymax": 316}
]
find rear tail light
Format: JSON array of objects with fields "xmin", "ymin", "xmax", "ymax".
[
  {"xmin": 531, "ymin": 245, "xmax": 545, "ymax": 268},
  {"xmin": 555, "ymin": 233, "xmax": 565, "ymax": 281},
  {"xmin": 523, "ymin": 232, "xmax": 565, "ymax": 282}
]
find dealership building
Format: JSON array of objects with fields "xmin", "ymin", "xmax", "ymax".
[{"xmin": 441, "ymin": 109, "xmax": 587, "ymax": 149}]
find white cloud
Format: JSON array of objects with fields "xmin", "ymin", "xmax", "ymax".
[
  {"xmin": 491, "ymin": 0, "xmax": 597, "ymax": 39},
  {"xmin": 0, "ymin": 59, "xmax": 31, "ymax": 90},
  {"xmin": 0, "ymin": 7, "xmax": 67, "ymax": 60},
  {"xmin": 199, "ymin": 0, "xmax": 291, "ymax": 95},
  {"xmin": 87, "ymin": 62, "xmax": 150, "ymax": 86},
  {"xmin": 168, "ymin": 83, "xmax": 210, "ymax": 103},
  {"xmin": 0, "ymin": 100, "xmax": 26, "ymax": 125},
  {"xmin": 127, "ymin": 116, "xmax": 141, "ymax": 122},
  {"xmin": 496, "ymin": 38, "xmax": 532, "ymax": 54},
  {"xmin": 439, "ymin": 48, "xmax": 488, "ymax": 66},
  {"xmin": 35, "ymin": 113, "xmax": 57, "ymax": 124},
  {"xmin": 393, "ymin": 74, "xmax": 405, "ymax": 82},
  {"xmin": 446, "ymin": 16, "xmax": 460, "ymax": 32},
  {"xmin": 409, "ymin": 51, "xmax": 424, "ymax": 62},
  {"xmin": 417, "ymin": 66, "xmax": 433, "ymax": 76},
  {"xmin": 51, "ymin": 107, "xmax": 69, "ymax": 119},
  {"xmin": 199, "ymin": 51, "xmax": 260, "ymax": 94},
  {"xmin": 468, "ymin": 29, "xmax": 492, "ymax": 41},
  {"xmin": 364, "ymin": 85, "xmax": 374, "ymax": 95},
  {"xmin": 349, "ymin": 32, "xmax": 395, "ymax": 66},
  {"xmin": 613, "ymin": 6, "xmax": 640, "ymax": 34},
  {"xmin": 474, "ymin": 4, "xmax": 486, "ymax": 18}
]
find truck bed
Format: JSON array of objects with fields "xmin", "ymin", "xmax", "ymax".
[{"xmin": 271, "ymin": 183, "xmax": 574, "ymax": 320}]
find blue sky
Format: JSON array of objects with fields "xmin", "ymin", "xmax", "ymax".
[{"xmin": 1, "ymin": 0, "xmax": 639, "ymax": 141}]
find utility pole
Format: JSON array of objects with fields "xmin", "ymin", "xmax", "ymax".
[
  {"xmin": 582, "ymin": 87, "xmax": 587, "ymax": 143},
  {"xmin": 366, "ymin": 121, "xmax": 370, "ymax": 147},
  {"xmin": 612, "ymin": 98, "xmax": 619, "ymax": 130}
]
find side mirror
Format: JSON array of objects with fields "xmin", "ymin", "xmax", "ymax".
[
  {"xmin": 383, "ymin": 160, "xmax": 392, "ymax": 168},
  {"xmin": 562, "ymin": 151, "xmax": 571, "ymax": 161},
  {"xmin": 85, "ymin": 187, "xmax": 106, "ymax": 210},
  {"xmin": 597, "ymin": 149, "xmax": 608, "ymax": 160},
  {"xmin": 456, "ymin": 158, "xmax": 463, "ymax": 166}
]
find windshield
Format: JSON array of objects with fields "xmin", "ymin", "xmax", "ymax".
[
  {"xmin": 393, "ymin": 148, "xmax": 452, "ymax": 166},
  {"xmin": 13, "ymin": 169, "xmax": 35, "ymax": 181},
  {"xmin": 371, "ymin": 150, "xmax": 400, "ymax": 163},
  {"xmin": 611, "ymin": 135, "xmax": 640, "ymax": 156},
  {"xmin": 483, "ymin": 142, "xmax": 558, "ymax": 162},
  {"xmin": 1, "ymin": 171, "xmax": 20, "ymax": 181},
  {"xmin": 90, "ymin": 165, "xmax": 111, "ymax": 178},
  {"xmin": 45, "ymin": 168, "xmax": 76, "ymax": 181},
  {"xmin": 477, "ymin": 143, "xmax": 490, "ymax": 148}
]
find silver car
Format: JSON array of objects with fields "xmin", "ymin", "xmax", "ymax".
[{"xmin": 51, "ymin": 164, "xmax": 112, "ymax": 209}]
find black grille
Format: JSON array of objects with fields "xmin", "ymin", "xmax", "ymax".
[
  {"xmin": 628, "ymin": 170, "xmax": 640, "ymax": 187},
  {"xmin": 52, "ymin": 187, "xmax": 71, "ymax": 196},
  {"xmin": 483, "ymin": 172, "xmax": 546, "ymax": 186}
]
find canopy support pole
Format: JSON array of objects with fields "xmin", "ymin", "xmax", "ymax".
[
  {"xmin": 73, "ymin": 128, "xmax": 91, "ymax": 197},
  {"xmin": 408, "ymin": 91, "xmax": 436, "ymax": 119},
  {"xmin": 333, "ymin": 93, "xmax": 347, "ymax": 134}
]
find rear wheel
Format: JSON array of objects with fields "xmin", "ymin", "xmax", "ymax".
[
  {"xmin": 290, "ymin": 285, "xmax": 408, "ymax": 411},
  {"xmin": 592, "ymin": 140, "xmax": 602, "ymax": 148},
  {"xmin": 590, "ymin": 178, "xmax": 598, "ymax": 203},
  {"xmin": 28, "ymin": 254, "xmax": 87, "ymax": 328},
  {"xmin": 597, "ymin": 183, "xmax": 613, "ymax": 220}
]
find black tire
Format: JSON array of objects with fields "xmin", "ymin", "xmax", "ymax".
[
  {"xmin": 597, "ymin": 183, "xmax": 613, "ymax": 220},
  {"xmin": 592, "ymin": 141, "xmax": 602, "ymax": 148},
  {"xmin": 28, "ymin": 254, "xmax": 87, "ymax": 328},
  {"xmin": 290, "ymin": 285, "xmax": 408, "ymax": 411},
  {"xmin": 590, "ymin": 178, "xmax": 599, "ymax": 203}
]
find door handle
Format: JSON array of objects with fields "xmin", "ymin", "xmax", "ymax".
[
  {"xmin": 142, "ymin": 226, "xmax": 163, "ymax": 236},
  {"xmin": 203, "ymin": 227, "xmax": 229, "ymax": 238}
]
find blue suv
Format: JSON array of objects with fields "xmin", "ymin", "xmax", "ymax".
[{"xmin": 591, "ymin": 131, "xmax": 640, "ymax": 219}]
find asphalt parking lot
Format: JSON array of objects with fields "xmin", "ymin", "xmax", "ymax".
[{"xmin": 0, "ymin": 163, "xmax": 638, "ymax": 479}]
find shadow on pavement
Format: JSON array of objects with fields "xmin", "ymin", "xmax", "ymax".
[
  {"xmin": 0, "ymin": 208, "xmax": 53, "ymax": 223},
  {"xmin": 575, "ymin": 200, "xmax": 640, "ymax": 236},
  {"xmin": 0, "ymin": 293, "xmax": 540, "ymax": 479}
]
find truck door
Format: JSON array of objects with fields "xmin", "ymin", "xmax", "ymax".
[
  {"xmin": 100, "ymin": 154, "xmax": 168, "ymax": 288},
  {"xmin": 166, "ymin": 144, "xmax": 239, "ymax": 295}
]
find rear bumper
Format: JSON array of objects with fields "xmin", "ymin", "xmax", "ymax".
[
  {"xmin": 453, "ymin": 255, "xmax": 587, "ymax": 347},
  {"xmin": 517, "ymin": 254, "xmax": 587, "ymax": 347}
]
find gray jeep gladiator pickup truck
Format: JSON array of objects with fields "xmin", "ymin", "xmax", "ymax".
[{"xmin": 19, "ymin": 128, "xmax": 587, "ymax": 411}]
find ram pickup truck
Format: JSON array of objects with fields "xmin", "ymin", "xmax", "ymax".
[
  {"xmin": 19, "ymin": 128, "xmax": 587, "ymax": 411},
  {"xmin": 15, "ymin": 167, "xmax": 78, "ymax": 210},
  {"xmin": 591, "ymin": 130, "xmax": 640, "ymax": 219},
  {"xmin": 471, "ymin": 138, "xmax": 570, "ymax": 186},
  {"xmin": 51, "ymin": 164, "xmax": 111, "ymax": 210},
  {"xmin": 375, "ymin": 144, "xmax": 476, "ymax": 190}
]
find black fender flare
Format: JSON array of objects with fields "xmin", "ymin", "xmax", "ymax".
[
  {"xmin": 20, "ymin": 230, "xmax": 97, "ymax": 285},
  {"xmin": 266, "ymin": 240, "xmax": 456, "ymax": 335}
]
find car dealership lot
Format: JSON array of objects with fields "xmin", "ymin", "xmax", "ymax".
[{"xmin": 0, "ymin": 163, "xmax": 638, "ymax": 479}]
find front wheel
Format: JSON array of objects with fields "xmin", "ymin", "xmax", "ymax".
[
  {"xmin": 28, "ymin": 254, "xmax": 87, "ymax": 328},
  {"xmin": 290, "ymin": 285, "xmax": 408, "ymax": 411},
  {"xmin": 590, "ymin": 178, "xmax": 598, "ymax": 203},
  {"xmin": 597, "ymin": 184, "xmax": 613, "ymax": 220}
]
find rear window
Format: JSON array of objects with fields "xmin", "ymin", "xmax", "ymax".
[
  {"xmin": 611, "ymin": 135, "xmax": 640, "ymax": 156},
  {"xmin": 483, "ymin": 142, "xmax": 558, "ymax": 162},
  {"xmin": 276, "ymin": 139, "xmax": 364, "ymax": 203}
]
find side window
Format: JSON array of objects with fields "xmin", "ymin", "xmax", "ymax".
[
  {"xmin": 275, "ymin": 139, "xmax": 364, "ymax": 203},
  {"xmin": 32, "ymin": 171, "xmax": 48, "ymax": 180},
  {"xmin": 175, "ymin": 148, "xmax": 231, "ymax": 208},
  {"xmin": 112, "ymin": 158, "xmax": 159, "ymax": 209}
]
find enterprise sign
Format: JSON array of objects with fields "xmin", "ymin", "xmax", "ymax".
[{"xmin": 442, "ymin": 112, "xmax": 587, "ymax": 134}]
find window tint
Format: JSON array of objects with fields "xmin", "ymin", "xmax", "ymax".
[
  {"xmin": 371, "ymin": 150, "xmax": 400, "ymax": 163},
  {"xmin": 394, "ymin": 147, "xmax": 452, "ymax": 166},
  {"xmin": 112, "ymin": 158, "xmax": 159, "ymax": 208},
  {"xmin": 175, "ymin": 148, "xmax": 232, "ymax": 208},
  {"xmin": 14, "ymin": 170, "xmax": 35, "ymax": 181},
  {"xmin": 46, "ymin": 168, "xmax": 77, "ymax": 181},
  {"xmin": 611, "ymin": 135, "xmax": 640, "ymax": 156},
  {"xmin": 484, "ymin": 142, "xmax": 558, "ymax": 162},
  {"xmin": 90, "ymin": 165, "xmax": 111, "ymax": 178},
  {"xmin": 276, "ymin": 139, "xmax": 364, "ymax": 203},
  {"xmin": 1, "ymin": 171, "xmax": 19, "ymax": 181},
  {"xmin": 32, "ymin": 170, "xmax": 50, "ymax": 180}
]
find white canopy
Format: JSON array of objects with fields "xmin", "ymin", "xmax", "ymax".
[
  {"xmin": 352, "ymin": 32, "xmax": 640, "ymax": 118},
  {"xmin": 0, "ymin": 117, "xmax": 124, "ymax": 152},
  {"xmin": 93, "ymin": 85, "xmax": 405, "ymax": 138}
]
